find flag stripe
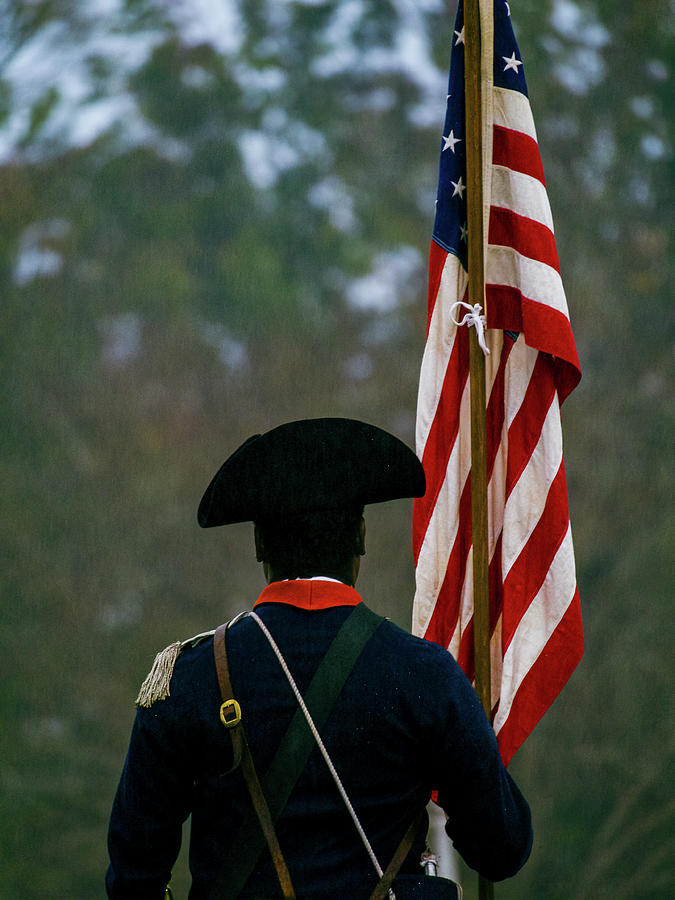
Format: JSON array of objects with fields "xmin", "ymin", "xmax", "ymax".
[
  {"xmin": 495, "ymin": 590, "xmax": 583, "ymax": 766},
  {"xmin": 426, "ymin": 240, "xmax": 453, "ymax": 334},
  {"xmin": 414, "ymin": 327, "xmax": 469, "ymax": 557},
  {"xmin": 502, "ymin": 460, "xmax": 571, "ymax": 651},
  {"xmin": 486, "ymin": 246, "xmax": 567, "ymax": 317},
  {"xmin": 413, "ymin": 381, "xmax": 473, "ymax": 638},
  {"xmin": 416, "ymin": 253, "xmax": 467, "ymax": 452},
  {"xmin": 493, "ymin": 125, "xmax": 545, "ymax": 184},
  {"xmin": 504, "ymin": 353, "xmax": 558, "ymax": 498},
  {"xmin": 486, "ymin": 284, "xmax": 581, "ymax": 395},
  {"xmin": 493, "ymin": 525, "xmax": 579, "ymax": 732},
  {"xmin": 493, "ymin": 85, "xmax": 536, "ymax": 139},
  {"xmin": 491, "ymin": 165, "xmax": 553, "ymax": 231},
  {"xmin": 489, "ymin": 207, "xmax": 560, "ymax": 273},
  {"xmin": 422, "ymin": 472, "xmax": 473, "ymax": 646}
]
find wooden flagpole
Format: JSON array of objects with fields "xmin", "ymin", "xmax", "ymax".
[{"xmin": 463, "ymin": 1, "xmax": 494, "ymax": 898}]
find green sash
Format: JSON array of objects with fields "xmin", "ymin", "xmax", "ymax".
[{"xmin": 215, "ymin": 603, "xmax": 385, "ymax": 899}]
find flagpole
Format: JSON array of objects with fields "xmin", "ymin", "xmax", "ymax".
[{"xmin": 463, "ymin": 1, "xmax": 494, "ymax": 898}]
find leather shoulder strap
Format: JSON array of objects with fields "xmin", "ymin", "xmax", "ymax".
[
  {"xmin": 213, "ymin": 621, "xmax": 296, "ymax": 898},
  {"xmin": 368, "ymin": 808, "xmax": 425, "ymax": 900},
  {"xmin": 215, "ymin": 603, "xmax": 385, "ymax": 899}
]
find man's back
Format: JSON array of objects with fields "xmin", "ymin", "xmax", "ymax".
[{"xmin": 107, "ymin": 585, "xmax": 532, "ymax": 898}]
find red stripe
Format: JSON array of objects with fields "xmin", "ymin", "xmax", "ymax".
[
  {"xmin": 489, "ymin": 206, "xmax": 560, "ymax": 273},
  {"xmin": 413, "ymin": 327, "xmax": 470, "ymax": 560},
  {"xmin": 486, "ymin": 285, "xmax": 581, "ymax": 402},
  {"xmin": 492, "ymin": 124, "xmax": 545, "ymax": 184},
  {"xmin": 427, "ymin": 240, "xmax": 448, "ymax": 334},
  {"xmin": 501, "ymin": 463, "xmax": 572, "ymax": 651},
  {"xmin": 486, "ymin": 283, "xmax": 522, "ymax": 333},
  {"xmin": 496, "ymin": 590, "xmax": 583, "ymax": 766},
  {"xmin": 482, "ymin": 338, "xmax": 512, "ymax": 654},
  {"xmin": 505, "ymin": 353, "xmax": 556, "ymax": 496},
  {"xmin": 486, "ymin": 337, "xmax": 515, "ymax": 478},
  {"xmin": 457, "ymin": 615, "xmax": 474, "ymax": 675},
  {"xmin": 489, "ymin": 531, "xmax": 505, "ymax": 628},
  {"xmin": 520, "ymin": 297, "xmax": 581, "ymax": 401},
  {"xmin": 422, "ymin": 339, "xmax": 514, "ymax": 654},
  {"xmin": 423, "ymin": 473, "xmax": 472, "ymax": 649},
  {"xmin": 454, "ymin": 533, "xmax": 505, "ymax": 685}
]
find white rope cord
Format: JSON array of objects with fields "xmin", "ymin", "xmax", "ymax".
[
  {"xmin": 249, "ymin": 611, "xmax": 388, "ymax": 887},
  {"xmin": 449, "ymin": 300, "xmax": 490, "ymax": 355}
]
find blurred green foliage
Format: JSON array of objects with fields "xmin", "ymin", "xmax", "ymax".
[{"xmin": 0, "ymin": 1, "xmax": 672, "ymax": 898}]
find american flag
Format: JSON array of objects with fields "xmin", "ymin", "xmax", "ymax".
[{"xmin": 412, "ymin": 0, "xmax": 583, "ymax": 766}]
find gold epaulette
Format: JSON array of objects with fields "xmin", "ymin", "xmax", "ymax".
[{"xmin": 135, "ymin": 629, "xmax": 216, "ymax": 708}]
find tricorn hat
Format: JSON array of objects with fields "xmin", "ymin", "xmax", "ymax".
[{"xmin": 197, "ymin": 417, "xmax": 425, "ymax": 527}]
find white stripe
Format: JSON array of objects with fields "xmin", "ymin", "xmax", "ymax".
[
  {"xmin": 487, "ymin": 244, "xmax": 570, "ymax": 318},
  {"xmin": 412, "ymin": 379, "xmax": 472, "ymax": 637},
  {"xmin": 485, "ymin": 336, "xmax": 533, "ymax": 553},
  {"xmin": 480, "ymin": 0, "xmax": 495, "ymax": 258},
  {"xmin": 483, "ymin": 328, "xmax": 506, "ymax": 397},
  {"xmin": 415, "ymin": 324, "xmax": 504, "ymax": 583},
  {"xmin": 502, "ymin": 339, "xmax": 538, "ymax": 431},
  {"xmin": 415, "ymin": 256, "xmax": 467, "ymax": 456},
  {"xmin": 446, "ymin": 573, "xmax": 503, "ymax": 693},
  {"xmin": 484, "ymin": 329, "xmax": 507, "ymax": 557},
  {"xmin": 487, "ymin": 443, "xmax": 507, "ymax": 558},
  {"xmin": 448, "ymin": 621, "xmax": 460, "ymax": 658},
  {"xmin": 502, "ymin": 390, "xmax": 562, "ymax": 580},
  {"xmin": 483, "ymin": 327, "xmax": 505, "ymax": 386},
  {"xmin": 414, "ymin": 329, "xmax": 504, "ymax": 641},
  {"xmin": 492, "ymin": 85, "xmax": 537, "ymax": 141},
  {"xmin": 493, "ymin": 523, "xmax": 577, "ymax": 734},
  {"xmin": 490, "ymin": 613, "xmax": 503, "ymax": 710},
  {"xmin": 491, "ymin": 164, "xmax": 554, "ymax": 232},
  {"xmin": 448, "ymin": 544, "xmax": 473, "ymax": 658},
  {"xmin": 486, "ymin": 340, "xmax": 539, "ymax": 571}
]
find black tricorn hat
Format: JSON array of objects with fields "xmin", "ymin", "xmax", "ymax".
[{"xmin": 197, "ymin": 417, "xmax": 426, "ymax": 527}]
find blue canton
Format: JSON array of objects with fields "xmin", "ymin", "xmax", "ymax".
[{"xmin": 433, "ymin": 0, "xmax": 528, "ymax": 267}]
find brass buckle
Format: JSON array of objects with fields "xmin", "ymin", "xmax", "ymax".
[{"xmin": 219, "ymin": 698, "xmax": 242, "ymax": 728}]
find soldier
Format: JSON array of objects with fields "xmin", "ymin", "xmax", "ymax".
[{"xmin": 106, "ymin": 418, "xmax": 532, "ymax": 899}]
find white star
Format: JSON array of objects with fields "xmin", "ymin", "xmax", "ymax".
[
  {"xmin": 454, "ymin": 26, "xmax": 465, "ymax": 46},
  {"xmin": 442, "ymin": 130, "xmax": 462, "ymax": 153},
  {"xmin": 503, "ymin": 52, "xmax": 523, "ymax": 73},
  {"xmin": 450, "ymin": 176, "xmax": 466, "ymax": 199},
  {"xmin": 460, "ymin": 223, "xmax": 468, "ymax": 242}
]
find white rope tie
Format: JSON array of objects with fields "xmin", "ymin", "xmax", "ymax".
[
  {"xmin": 449, "ymin": 300, "xmax": 490, "ymax": 355},
  {"xmin": 249, "ymin": 611, "xmax": 390, "ymax": 891}
]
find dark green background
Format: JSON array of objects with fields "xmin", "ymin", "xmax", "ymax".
[{"xmin": 1, "ymin": 1, "xmax": 672, "ymax": 897}]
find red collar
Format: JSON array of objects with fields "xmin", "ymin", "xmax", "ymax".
[{"xmin": 253, "ymin": 579, "xmax": 362, "ymax": 611}]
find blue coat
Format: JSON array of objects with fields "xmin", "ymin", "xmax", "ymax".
[{"xmin": 107, "ymin": 584, "xmax": 532, "ymax": 898}]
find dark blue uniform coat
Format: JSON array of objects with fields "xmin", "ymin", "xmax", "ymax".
[{"xmin": 107, "ymin": 580, "xmax": 532, "ymax": 898}]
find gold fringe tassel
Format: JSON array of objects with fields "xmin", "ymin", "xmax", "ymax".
[{"xmin": 135, "ymin": 641, "xmax": 182, "ymax": 708}]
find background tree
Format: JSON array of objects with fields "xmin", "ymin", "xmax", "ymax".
[{"xmin": 0, "ymin": 1, "xmax": 672, "ymax": 897}]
